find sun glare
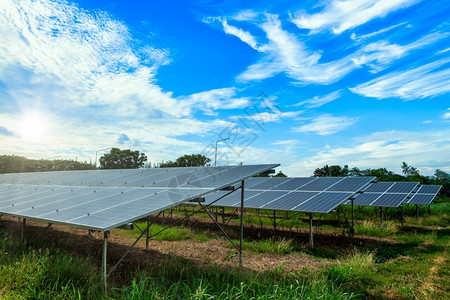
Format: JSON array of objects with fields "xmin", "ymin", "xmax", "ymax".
[{"xmin": 19, "ymin": 111, "xmax": 49, "ymax": 143}]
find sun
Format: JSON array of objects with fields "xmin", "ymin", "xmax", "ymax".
[{"xmin": 19, "ymin": 111, "xmax": 49, "ymax": 143}]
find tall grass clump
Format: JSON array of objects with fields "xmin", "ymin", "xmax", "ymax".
[
  {"xmin": 232, "ymin": 237, "xmax": 296, "ymax": 254},
  {"xmin": 355, "ymin": 220, "xmax": 397, "ymax": 237},
  {"xmin": 0, "ymin": 231, "xmax": 100, "ymax": 299}
]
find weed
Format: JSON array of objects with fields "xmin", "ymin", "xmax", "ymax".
[{"xmin": 355, "ymin": 220, "xmax": 397, "ymax": 237}]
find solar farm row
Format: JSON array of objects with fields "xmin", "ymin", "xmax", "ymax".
[{"xmin": 0, "ymin": 164, "xmax": 278, "ymax": 231}]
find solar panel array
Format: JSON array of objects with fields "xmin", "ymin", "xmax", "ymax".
[
  {"xmin": 350, "ymin": 182, "xmax": 419, "ymax": 207},
  {"xmin": 0, "ymin": 164, "xmax": 278, "ymax": 231},
  {"xmin": 200, "ymin": 176, "xmax": 376, "ymax": 213},
  {"xmin": 404, "ymin": 185, "xmax": 442, "ymax": 205}
]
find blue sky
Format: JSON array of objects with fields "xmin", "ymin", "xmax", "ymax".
[{"xmin": 0, "ymin": 0, "xmax": 449, "ymax": 176}]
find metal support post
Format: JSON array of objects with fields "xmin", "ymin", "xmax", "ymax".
[
  {"xmin": 351, "ymin": 199, "xmax": 354, "ymax": 235},
  {"xmin": 102, "ymin": 231, "xmax": 110, "ymax": 292},
  {"xmin": 309, "ymin": 213, "xmax": 314, "ymax": 249},
  {"xmin": 428, "ymin": 204, "xmax": 431, "ymax": 215},
  {"xmin": 380, "ymin": 207, "xmax": 384, "ymax": 225},
  {"xmin": 273, "ymin": 210, "xmax": 276, "ymax": 231},
  {"xmin": 20, "ymin": 218, "xmax": 26, "ymax": 243},
  {"xmin": 222, "ymin": 207, "xmax": 225, "ymax": 228},
  {"xmin": 400, "ymin": 205, "xmax": 404, "ymax": 226},
  {"xmin": 146, "ymin": 216, "xmax": 150, "ymax": 250},
  {"xmin": 239, "ymin": 180, "xmax": 244, "ymax": 267},
  {"xmin": 416, "ymin": 204, "xmax": 419, "ymax": 222}
]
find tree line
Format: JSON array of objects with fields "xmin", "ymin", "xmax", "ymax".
[{"xmin": 313, "ymin": 162, "xmax": 450, "ymax": 196}]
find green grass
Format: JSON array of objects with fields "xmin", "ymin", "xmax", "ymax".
[
  {"xmin": 0, "ymin": 231, "xmax": 100, "ymax": 299},
  {"xmin": 122, "ymin": 222, "xmax": 211, "ymax": 242},
  {"xmin": 108, "ymin": 259, "xmax": 362, "ymax": 300},
  {"xmin": 354, "ymin": 220, "xmax": 397, "ymax": 237},
  {"xmin": 236, "ymin": 237, "xmax": 297, "ymax": 254}
]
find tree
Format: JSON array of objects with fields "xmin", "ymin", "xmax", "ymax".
[
  {"xmin": 313, "ymin": 165, "xmax": 348, "ymax": 177},
  {"xmin": 99, "ymin": 148, "xmax": 147, "ymax": 169},
  {"xmin": 401, "ymin": 162, "xmax": 419, "ymax": 176},
  {"xmin": 273, "ymin": 171, "xmax": 287, "ymax": 177},
  {"xmin": 160, "ymin": 154, "xmax": 211, "ymax": 168}
]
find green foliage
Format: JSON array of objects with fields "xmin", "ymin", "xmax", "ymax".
[
  {"xmin": 314, "ymin": 165, "xmax": 349, "ymax": 177},
  {"xmin": 355, "ymin": 220, "xmax": 397, "ymax": 237},
  {"xmin": 0, "ymin": 232, "xmax": 100, "ymax": 299},
  {"xmin": 237, "ymin": 237, "xmax": 296, "ymax": 254},
  {"xmin": 273, "ymin": 171, "xmax": 288, "ymax": 177},
  {"xmin": 125, "ymin": 222, "xmax": 210, "ymax": 242},
  {"xmin": 0, "ymin": 154, "xmax": 95, "ymax": 173},
  {"xmin": 99, "ymin": 148, "xmax": 147, "ymax": 169},
  {"xmin": 160, "ymin": 154, "xmax": 211, "ymax": 168}
]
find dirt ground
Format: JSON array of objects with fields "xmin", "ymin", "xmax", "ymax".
[{"xmin": 0, "ymin": 214, "xmax": 397, "ymax": 282}]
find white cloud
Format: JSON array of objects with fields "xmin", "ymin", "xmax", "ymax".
[
  {"xmin": 350, "ymin": 58, "xmax": 450, "ymax": 99},
  {"xmin": 443, "ymin": 108, "xmax": 450, "ymax": 120},
  {"xmin": 0, "ymin": 0, "xmax": 184, "ymax": 117},
  {"xmin": 221, "ymin": 19, "xmax": 258, "ymax": 50},
  {"xmin": 352, "ymin": 32, "xmax": 448, "ymax": 73},
  {"xmin": 350, "ymin": 22, "xmax": 406, "ymax": 43},
  {"xmin": 236, "ymin": 14, "xmax": 355, "ymax": 84},
  {"xmin": 178, "ymin": 87, "xmax": 250, "ymax": 116},
  {"xmin": 246, "ymin": 110, "xmax": 303, "ymax": 123},
  {"xmin": 283, "ymin": 129, "xmax": 450, "ymax": 176},
  {"xmin": 293, "ymin": 114, "xmax": 357, "ymax": 135},
  {"xmin": 290, "ymin": 0, "xmax": 418, "ymax": 34},
  {"xmin": 294, "ymin": 90, "xmax": 342, "ymax": 108}
]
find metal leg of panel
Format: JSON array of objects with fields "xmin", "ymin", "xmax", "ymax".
[
  {"xmin": 20, "ymin": 218, "xmax": 26, "ymax": 243},
  {"xmin": 416, "ymin": 204, "xmax": 419, "ymax": 222},
  {"xmin": 400, "ymin": 205, "xmax": 404, "ymax": 226},
  {"xmin": 222, "ymin": 207, "xmax": 225, "ymax": 228},
  {"xmin": 428, "ymin": 204, "xmax": 431, "ymax": 215},
  {"xmin": 239, "ymin": 180, "xmax": 244, "ymax": 267},
  {"xmin": 146, "ymin": 216, "xmax": 150, "ymax": 250},
  {"xmin": 380, "ymin": 207, "xmax": 384, "ymax": 225},
  {"xmin": 351, "ymin": 199, "xmax": 355, "ymax": 235},
  {"xmin": 273, "ymin": 210, "xmax": 276, "ymax": 232},
  {"xmin": 102, "ymin": 231, "xmax": 109, "ymax": 292},
  {"xmin": 309, "ymin": 213, "xmax": 314, "ymax": 249}
]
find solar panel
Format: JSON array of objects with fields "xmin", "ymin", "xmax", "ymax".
[
  {"xmin": 246, "ymin": 177, "xmax": 291, "ymax": 190},
  {"xmin": 347, "ymin": 181, "xmax": 419, "ymax": 207},
  {"xmin": 198, "ymin": 176, "xmax": 375, "ymax": 214},
  {"xmin": 0, "ymin": 164, "xmax": 279, "ymax": 231},
  {"xmin": 404, "ymin": 185, "xmax": 441, "ymax": 205},
  {"xmin": 270, "ymin": 178, "xmax": 316, "ymax": 191}
]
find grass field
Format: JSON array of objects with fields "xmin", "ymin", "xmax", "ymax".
[{"xmin": 0, "ymin": 198, "xmax": 448, "ymax": 299}]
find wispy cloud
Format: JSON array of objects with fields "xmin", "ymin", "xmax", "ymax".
[
  {"xmin": 350, "ymin": 58, "xmax": 450, "ymax": 99},
  {"xmin": 294, "ymin": 90, "xmax": 342, "ymax": 108},
  {"xmin": 352, "ymin": 32, "xmax": 449, "ymax": 73},
  {"xmin": 290, "ymin": 0, "xmax": 418, "ymax": 34},
  {"xmin": 178, "ymin": 87, "xmax": 250, "ymax": 116},
  {"xmin": 236, "ymin": 14, "xmax": 355, "ymax": 84},
  {"xmin": 350, "ymin": 22, "xmax": 407, "ymax": 43},
  {"xmin": 293, "ymin": 114, "xmax": 357, "ymax": 135},
  {"xmin": 221, "ymin": 19, "xmax": 258, "ymax": 50}
]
